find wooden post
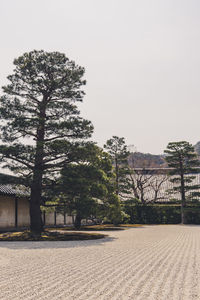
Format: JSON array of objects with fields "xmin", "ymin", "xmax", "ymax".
[
  {"xmin": 64, "ymin": 212, "xmax": 66, "ymax": 225},
  {"xmin": 43, "ymin": 211, "xmax": 46, "ymax": 226},
  {"xmin": 54, "ymin": 210, "xmax": 56, "ymax": 226},
  {"xmin": 15, "ymin": 197, "xmax": 18, "ymax": 228}
]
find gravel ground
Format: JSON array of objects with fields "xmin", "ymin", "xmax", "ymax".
[{"xmin": 0, "ymin": 225, "xmax": 200, "ymax": 300}]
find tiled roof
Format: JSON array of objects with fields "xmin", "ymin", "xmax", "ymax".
[{"xmin": 0, "ymin": 185, "xmax": 29, "ymax": 197}]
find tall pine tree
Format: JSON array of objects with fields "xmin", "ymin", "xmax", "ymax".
[
  {"xmin": 104, "ymin": 136, "xmax": 130, "ymax": 199},
  {"xmin": 0, "ymin": 50, "xmax": 93, "ymax": 235},
  {"xmin": 164, "ymin": 141, "xmax": 200, "ymax": 224}
]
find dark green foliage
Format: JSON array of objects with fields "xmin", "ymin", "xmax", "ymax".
[
  {"xmin": 101, "ymin": 192, "xmax": 125, "ymax": 225},
  {"xmin": 0, "ymin": 50, "xmax": 93, "ymax": 234},
  {"xmin": 0, "ymin": 173, "xmax": 22, "ymax": 185},
  {"xmin": 56, "ymin": 144, "xmax": 123, "ymax": 228},
  {"xmin": 165, "ymin": 141, "xmax": 200, "ymax": 175},
  {"xmin": 184, "ymin": 207, "xmax": 200, "ymax": 224},
  {"xmin": 123, "ymin": 201, "xmax": 200, "ymax": 224},
  {"xmin": 164, "ymin": 141, "xmax": 200, "ymax": 224},
  {"xmin": 123, "ymin": 203, "xmax": 180, "ymax": 224},
  {"xmin": 104, "ymin": 136, "xmax": 130, "ymax": 199}
]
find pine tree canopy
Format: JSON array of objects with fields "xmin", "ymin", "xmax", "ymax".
[
  {"xmin": 104, "ymin": 136, "xmax": 130, "ymax": 198},
  {"xmin": 164, "ymin": 141, "xmax": 200, "ymax": 201},
  {"xmin": 0, "ymin": 50, "xmax": 93, "ymax": 177},
  {"xmin": 164, "ymin": 141, "xmax": 200, "ymax": 175}
]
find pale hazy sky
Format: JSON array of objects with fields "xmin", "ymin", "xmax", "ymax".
[{"xmin": 0, "ymin": 0, "xmax": 200, "ymax": 154}]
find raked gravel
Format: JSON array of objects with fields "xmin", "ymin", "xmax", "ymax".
[{"xmin": 0, "ymin": 225, "xmax": 200, "ymax": 300}]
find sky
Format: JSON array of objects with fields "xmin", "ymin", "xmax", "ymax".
[{"xmin": 0, "ymin": 0, "xmax": 200, "ymax": 154}]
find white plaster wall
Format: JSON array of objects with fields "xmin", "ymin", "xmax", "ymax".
[
  {"xmin": 44, "ymin": 211, "xmax": 73, "ymax": 225},
  {"xmin": 65, "ymin": 215, "xmax": 73, "ymax": 225},
  {"xmin": 17, "ymin": 198, "xmax": 30, "ymax": 227},
  {"xmin": 0, "ymin": 198, "xmax": 74, "ymax": 228},
  {"xmin": 0, "ymin": 196, "xmax": 15, "ymax": 228},
  {"xmin": 45, "ymin": 212, "xmax": 55, "ymax": 225},
  {"xmin": 56, "ymin": 213, "xmax": 64, "ymax": 225}
]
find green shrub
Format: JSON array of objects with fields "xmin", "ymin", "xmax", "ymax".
[
  {"xmin": 123, "ymin": 204, "xmax": 200, "ymax": 224},
  {"xmin": 184, "ymin": 207, "xmax": 200, "ymax": 224}
]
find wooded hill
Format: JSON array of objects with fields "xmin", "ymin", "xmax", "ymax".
[
  {"xmin": 128, "ymin": 152, "xmax": 167, "ymax": 168},
  {"xmin": 129, "ymin": 141, "xmax": 200, "ymax": 169}
]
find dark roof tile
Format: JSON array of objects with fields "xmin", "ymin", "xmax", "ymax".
[{"xmin": 0, "ymin": 185, "xmax": 28, "ymax": 197}]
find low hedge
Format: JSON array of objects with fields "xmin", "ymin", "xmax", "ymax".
[{"xmin": 123, "ymin": 204, "xmax": 200, "ymax": 224}]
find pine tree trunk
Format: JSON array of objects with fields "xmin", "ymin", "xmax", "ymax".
[
  {"xmin": 74, "ymin": 213, "xmax": 82, "ymax": 229},
  {"xmin": 30, "ymin": 180, "xmax": 43, "ymax": 235},
  {"xmin": 30, "ymin": 164, "xmax": 44, "ymax": 235},
  {"xmin": 30, "ymin": 101, "xmax": 46, "ymax": 235},
  {"xmin": 180, "ymin": 201, "xmax": 185, "ymax": 225},
  {"xmin": 141, "ymin": 189, "xmax": 145, "ymax": 204},
  {"xmin": 180, "ymin": 171, "xmax": 186, "ymax": 224},
  {"xmin": 115, "ymin": 157, "xmax": 119, "ymax": 196}
]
